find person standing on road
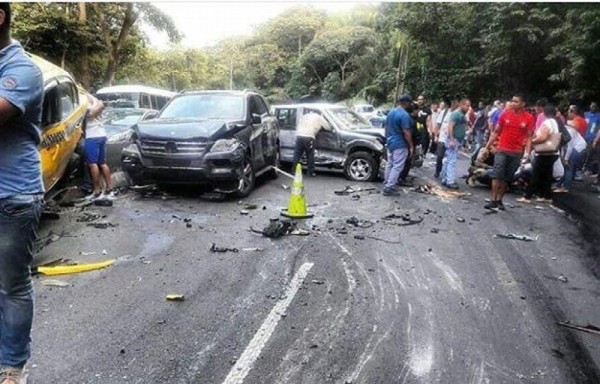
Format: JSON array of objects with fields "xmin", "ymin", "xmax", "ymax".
[
  {"xmin": 441, "ymin": 98, "xmax": 471, "ymax": 190},
  {"xmin": 584, "ymin": 102, "xmax": 600, "ymax": 177},
  {"xmin": 472, "ymin": 100, "xmax": 489, "ymax": 151},
  {"xmin": 0, "ymin": 4, "xmax": 44, "ymax": 383},
  {"xmin": 429, "ymin": 102, "xmax": 439, "ymax": 154},
  {"xmin": 293, "ymin": 108, "xmax": 331, "ymax": 177},
  {"xmin": 383, "ymin": 95, "xmax": 414, "ymax": 196},
  {"xmin": 484, "ymin": 94, "xmax": 535, "ymax": 211},
  {"xmin": 555, "ymin": 122, "xmax": 587, "ymax": 192},
  {"xmin": 567, "ymin": 105, "xmax": 587, "ymax": 137},
  {"xmin": 434, "ymin": 99, "xmax": 457, "ymax": 179},
  {"xmin": 84, "ymin": 93, "xmax": 115, "ymax": 199},
  {"xmin": 416, "ymin": 95, "xmax": 432, "ymax": 155}
]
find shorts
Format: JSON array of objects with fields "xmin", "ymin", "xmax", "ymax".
[
  {"xmin": 85, "ymin": 137, "xmax": 107, "ymax": 165},
  {"xmin": 493, "ymin": 151, "xmax": 522, "ymax": 182}
]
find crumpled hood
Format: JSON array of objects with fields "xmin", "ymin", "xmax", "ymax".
[
  {"xmin": 355, "ymin": 127, "xmax": 385, "ymax": 140},
  {"xmin": 134, "ymin": 118, "xmax": 235, "ymax": 141}
]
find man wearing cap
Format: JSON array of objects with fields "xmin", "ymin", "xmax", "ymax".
[
  {"xmin": 0, "ymin": 3, "xmax": 44, "ymax": 383},
  {"xmin": 383, "ymin": 95, "xmax": 414, "ymax": 196}
]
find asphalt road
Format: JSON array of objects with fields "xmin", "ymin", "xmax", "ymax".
[{"xmin": 30, "ymin": 155, "xmax": 600, "ymax": 384}]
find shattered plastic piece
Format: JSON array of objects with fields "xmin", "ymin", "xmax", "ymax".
[
  {"xmin": 87, "ymin": 222, "xmax": 118, "ymax": 229},
  {"xmin": 430, "ymin": 228, "xmax": 439, "ymax": 234},
  {"xmin": 41, "ymin": 279, "xmax": 71, "ymax": 288},
  {"xmin": 364, "ymin": 235, "xmax": 402, "ymax": 244},
  {"xmin": 241, "ymin": 247, "xmax": 264, "ymax": 252},
  {"xmin": 251, "ymin": 219, "xmax": 296, "ymax": 239},
  {"xmin": 36, "ymin": 259, "xmax": 115, "ymax": 276},
  {"xmin": 354, "ymin": 235, "xmax": 366, "ymax": 240},
  {"xmin": 93, "ymin": 199, "xmax": 113, "ymax": 207},
  {"xmin": 557, "ymin": 275, "xmax": 568, "ymax": 283},
  {"xmin": 290, "ymin": 229, "xmax": 310, "ymax": 236},
  {"xmin": 80, "ymin": 251, "xmax": 96, "ymax": 256},
  {"xmin": 346, "ymin": 216, "xmax": 374, "ymax": 228},
  {"xmin": 76, "ymin": 212, "xmax": 103, "ymax": 223},
  {"xmin": 209, "ymin": 243, "xmax": 239, "ymax": 253},
  {"xmin": 311, "ymin": 280, "xmax": 325, "ymax": 285},
  {"xmin": 281, "ymin": 184, "xmax": 291, "ymax": 190},
  {"xmin": 382, "ymin": 213, "xmax": 423, "ymax": 226},
  {"xmin": 240, "ymin": 210, "xmax": 250, "ymax": 215},
  {"xmin": 456, "ymin": 217, "xmax": 466, "ymax": 223},
  {"xmin": 493, "ymin": 233, "xmax": 538, "ymax": 242},
  {"xmin": 166, "ymin": 294, "xmax": 185, "ymax": 302}
]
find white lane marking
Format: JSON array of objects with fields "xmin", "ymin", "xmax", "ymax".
[{"xmin": 221, "ymin": 262, "xmax": 314, "ymax": 384}]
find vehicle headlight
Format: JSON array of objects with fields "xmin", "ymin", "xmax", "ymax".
[{"xmin": 210, "ymin": 139, "xmax": 240, "ymax": 153}]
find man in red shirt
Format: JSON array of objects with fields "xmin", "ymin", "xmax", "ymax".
[
  {"xmin": 567, "ymin": 105, "xmax": 587, "ymax": 137},
  {"xmin": 484, "ymin": 94, "xmax": 535, "ymax": 211}
]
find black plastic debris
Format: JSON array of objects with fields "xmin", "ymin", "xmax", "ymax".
[
  {"xmin": 251, "ymin": 219, "xmax": 297, "ymax": 239},
  {"xmin": 87, "ymin": 222, "xmax": 118, "ymax": 229},
  {"xmin": 346, "ymin": 216, "xmax": 374, "ymax": 228},
  {"xmin": 382, "ymin": 213, "xmax": 423, "ymax": 226},
  {"xmin": 457, "ymin": 217, "xmax": 466, "ymax": 223},
  {"xmin": 334, "ymin": 186, "xmax": 377, "ymax": 196},
  {"xmin": 93, "ymin": 199, "xmax": 113, "ymax": 207},
  {"xmin": 493, "ymin": 233, "xmax": 537, "ymax": 242},
  {"xmin": 209, "ymin": 243, "xmax": 239, "ymax": 253}
]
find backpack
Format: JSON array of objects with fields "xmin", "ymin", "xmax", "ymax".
[{"xmin": 554, "ymin": 117, "xmax": 571, "ymax": 148}]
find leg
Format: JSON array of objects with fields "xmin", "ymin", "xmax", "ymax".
[
  {"xmin": 85, "ymin": 138, "xmax": 102, "ymax": 193},
  {"xmin": 399, "ymin": 155, "xmax": 411, "ymax": 181},
  {"xmin": 384, "ymin": 150, "xmax": 393, "ymax": 185},
  {"xmin": 306, "ymin": 138, "xmax": 316, "ymax": 175},
  {"xmin": 444, "ymin": 141, "xmax": 460, "ymax": 185},
  {"xmin": 0, "ymin": 194, "xmax": 43, "ymax": 368},
  {"xmin": 99, "ymin": 164, "xmax": 113, "ymax": 191},
  {"xmin": 384, "ymin": 149, "xmax": 408, "ymax": 190},
  {"xmin": 540, "ymin": 155, "xmax": 558, "ymax": 199},
  {"xmin": 293, "ymin": 137, "xmax": 305, "ymax": 170},
  {"xmin": 435, "ymin": 143, "xmax": 446, "ymax": 178},
  {"xmin": 97, "ymin": 137, "xmax": 112, "ymax": 190},
  {"xmin": 88, "ymin": 164, "xmax": 101, "ymax": 193}
]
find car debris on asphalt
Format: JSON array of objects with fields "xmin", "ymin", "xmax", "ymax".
[
  {"xmin": 165, "ymin": 294, "xmax": 185, "ymax": 302},
  {"xmin": 556, "ymin": 321, "xmax": 600, "ymax": 336},
  {"xmin": 345, "ymin": 216, "xmax": 374, "ymax": 228},
  {"xmin": 493, "ymin": 233, "xmax": 538, "ymax": 242},
  {"xmin": 87, "ymin": 222, "xmax": 118, "ymax": 229},
  {"xmin": 382, "ymin": 213, "xmax": 423, "ymax": 226},
  {"xmin": 251, "ymin": 219, "xmax": 300, "ymax": 239},
  {"xmin": 210, "ymin": 243, "xmax": 239, "ymax": 253},
  {"xmin": 41, "ymin": 279, "xmax": 71, "ymax": 288},
  {"xmin": 334, "ymin": 186, "xmax": 378, "ymax": 196},
  {"xmin": 34, "ymin": 259, "xmax": 116, "ymax": 276}
]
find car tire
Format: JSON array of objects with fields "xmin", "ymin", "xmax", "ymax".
[
  {"xmin": 234, "ymin": 158, "xmax": 256, "ymax": 198},
  {"xmin": 344, "ymin": 151, "xmax": 378, "ymax": 182}
]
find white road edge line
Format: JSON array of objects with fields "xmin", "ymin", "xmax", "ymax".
[{"xmin": 221, "ymin": 262, "xmax": 315, "ymax": 384}]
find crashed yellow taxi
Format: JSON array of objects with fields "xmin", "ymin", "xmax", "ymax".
[{"xmin": 29, "ymin": 54, "xmax": 88, "ymax": 193}]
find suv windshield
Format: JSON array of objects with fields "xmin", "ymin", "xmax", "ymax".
[
  {"xmin": 328, "ymin": 108, "xmax": 372, "ymax": 130},
  {"xmin": 160, "ymin": 94, "xmax": 244, "ymax": 120}
]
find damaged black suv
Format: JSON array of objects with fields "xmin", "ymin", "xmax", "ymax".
[{"xmin": 122, "ymin": 90, "xmax": 279, "ymax": 197}]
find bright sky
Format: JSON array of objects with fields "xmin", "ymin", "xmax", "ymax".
[{"xmin": 147, "ymin": 1, "xmax": 375, "ymax": 49}]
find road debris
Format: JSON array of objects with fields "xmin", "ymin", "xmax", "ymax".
[
  {"xmin": 93, "ymin": 199, "xmax": 113, "ymax": 207},
  {"xmin": 334, "ymin": 186, "xmax": 377, "ymax": 196},
  {"xmin": 346, "ymin": 216, "xmax": 374, "ymax": 228},
  {"xmin": 281, "ymin": 184, "xmax": 290, "ymax": 190},
  {"xmin": 210, "ymin": 243, "xmax": 239, "ymax": 253},
  {"xmin": 493, "ymin": 233, "xmax": 538, "ymax": 242},
  {"xmin": 557, "ymin": 275, "xmax": 568, "ymax": 283},
  {"xmin": 240, "ymin": 210, "xmax": 250, "ymax": 215},
  {"xmin": 165, "ymin": 294, "xmax": 185, "ymax": 302},
  {"xmin": 241, "ymin": 247, "xmax": 264, "ymax": 252},
  {"xmin": 41, "ymin": 279, "xmax": 71, "ymax": 288},
  {"xmin": 457, "ymin": 217, "xmax": 466, "ymax": 223},
  {"xmin": 87, "ymin": 222, "xmax": 118, "ymax": 229},
  {"xmin": 382, "ymin": 213, "xmax": 423, "ymax": 226},
  {"xmin": 76, "ymin": 212, "xmax": 103, "ymax": 223},
  {"xmin": 311, "ymin": 280, "xmax": 325, "ymax": 285},
  {"xmin": 363, "ymin": 235, "xmax": 403, "ymax": 244},
  {"xmin": 556, "ymin": 321, "xmax": 600, "ymax": 336},
  {"xmin": 35, "ymin": 259, "xmax": 115, "ymax": 276},
  {"xmin": 250, "ymin": 219, "xmax": 299, "ymax": 239}
]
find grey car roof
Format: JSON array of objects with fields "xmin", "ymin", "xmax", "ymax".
[{"xmin": 272, "ymin": 103, "xmax": 348, "ymax": 110}]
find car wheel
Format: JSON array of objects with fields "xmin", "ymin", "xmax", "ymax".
[
  {"xmin": 344, "ymin": 151, "xmax": 378, "ymax": 182},
  {"xmin": 234, "ymin": 158, "xmax": 256, "ymax": 198},
  {"xmin": 266, "ymin": 148, "xmax": 280, "ymax": 180}
]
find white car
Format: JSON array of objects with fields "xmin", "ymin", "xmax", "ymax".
[{"xmin": 352, "ymin": 104, "xmax": 375, "ymax": 120}]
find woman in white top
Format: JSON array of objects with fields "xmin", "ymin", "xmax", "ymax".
[
  {"xmin": 555, "ymin": 123, "xmax": 588, "ymax": 192},
  {"xmin": 517, "ymin": 105, "xmax": 561, "ymax": 203}
]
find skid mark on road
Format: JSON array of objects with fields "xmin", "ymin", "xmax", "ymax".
[{"xmin": 221, "ymin": 262, "xmax": 314, "ymax": 384}]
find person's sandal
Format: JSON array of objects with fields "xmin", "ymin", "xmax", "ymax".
[{"xmin": 0, "ymin": 367, "xmax": 23, "ymax": 384}]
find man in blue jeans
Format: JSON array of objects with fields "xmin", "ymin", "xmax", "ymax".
[
  {"xmin": 441, "ymin": 98, "xmax": 471, "ymax": 190},
  {"xmin": 0, "ymin": 3, "xmax": 44, "ymax": 383},
  {"xmin": 383, "ymin": 94, "xmax": 414, "ymax": 196}
]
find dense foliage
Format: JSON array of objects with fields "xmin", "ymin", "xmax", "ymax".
[{"xmin": 12, "ymin": 3, "xmax": 600, "ymax": 107}]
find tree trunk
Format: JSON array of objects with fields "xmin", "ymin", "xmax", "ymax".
[
  {"xmin": 102, "ymin": 4, "xmax": 138, "ymax": 86},
  {"xmin": 60, "ymin": 49, "xmax": 66, "ymax": 69},
  {"xmin": 78, "ymin": 2, "xmax": 91, "ymax": 90}
]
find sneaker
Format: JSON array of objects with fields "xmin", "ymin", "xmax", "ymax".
[
  {"xmin": 0, "ymin": 367, "xmax": 23, "ymax": 384},
  {"xmin": 497, "ymin": 201, "xmax": 506, "ymax": 211},
  {"xmin": 535, "ymin": 197, "xmax": 552, "ymax": 203},
  {"xmin": 516, "ymin": 197, "xmax": 532, "ymax": 204},
  {"xmin": 84, "ymin": 191, "xmax": 102, "ymax": 201},
  {"xmin": 382, "ymin": 188, "xmax": 400, "ymax": 196},
  {"xmin": 484, "ymin": 201, "xmax": 499, "ymax": 211},
  {"xmin": 553, "ymin": 187, "xmax": 568, "ymax": 193},
  {"xmin": 445, "ymin": 183, "xmax": 460, "ymax": 190},
  {"xmin": 103, "ymin": 190, "xmax": 117, "ymax": 200}
]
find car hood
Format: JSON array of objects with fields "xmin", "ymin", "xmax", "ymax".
[
  {"xmin": 133, "ymin": 118, "xmax": 238, "ymax": 141},
  {"xmin": 354, "ymin": 127, "xmax": 385, "ymax": 140}
]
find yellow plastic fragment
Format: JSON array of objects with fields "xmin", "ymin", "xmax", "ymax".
[
  {"xmin": 166, "ymin": 294, "xmax": 185, "ymax": 302},
  {"xmin": 37, "ymin": 259, "xmax": 115, "ymax": 276}
]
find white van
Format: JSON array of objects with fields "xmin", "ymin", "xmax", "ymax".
[{"xmin": 95, "ymin": 85, "xmax": 176, "ymax": 110}]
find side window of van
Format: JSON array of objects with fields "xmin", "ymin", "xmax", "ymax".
[
  {"xmin": 139, "ymin": 93, "xmax": 152, "ymax": 109},
  {"xmin": 275, "ymin": 108, "xmax": 297, "ymax": 131},
  {"xmin": 155, "ymin": 96, "xmax": 168, "ymax": 110}
]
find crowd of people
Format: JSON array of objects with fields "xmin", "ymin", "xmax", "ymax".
[{"xmin": 382, "ymin": 93, "xmax": 600, "ymax": 211}]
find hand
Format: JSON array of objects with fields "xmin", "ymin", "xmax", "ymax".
[{"xmin": 448, "ymin": 139, "xmax": 456, "ymax": 149}]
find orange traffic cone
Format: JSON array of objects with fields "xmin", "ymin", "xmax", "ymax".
[{"xmin": 281, "ymin": 164, "xmax": 314, "ymax": 219}]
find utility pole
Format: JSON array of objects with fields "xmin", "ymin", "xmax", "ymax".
[
  {"xmin": 229, "ymin": 57, "xmax": 234, "ymax": 90},
  {"xmin": 394, "ymin": 40, "xmax": 409, "ymax": 102}
]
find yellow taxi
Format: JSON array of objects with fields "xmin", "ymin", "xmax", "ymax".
[{"xmin": 29, "ymin": 54, "xmax": 89, "ymax": 193}]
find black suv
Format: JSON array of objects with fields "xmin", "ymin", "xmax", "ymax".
[
  {"xmin": 273, "ymin": 103, "xmax": 385, "ymax": 181},
  {"xmin": 122, "ymin": 90, "xmax": 279, "ymax": 197}
]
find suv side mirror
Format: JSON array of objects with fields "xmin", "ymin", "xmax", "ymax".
[
  {"xmin": 252, "ymin": 113, "xmax": 262, "ymax": 124},
  {"xmin": 142, "ymin": 111, "xmax": 159, "ymax": 121}
]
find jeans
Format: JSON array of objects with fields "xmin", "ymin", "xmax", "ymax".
[
  {"xmin": 384, "ymin": 148, "xmax": 409, "ymax": 190},
  {"xmin": 526, "ymin": 155, "xmax": 558, "ymax": 199},
  {"xmin": 441, "ymin": 139, "xmax": 462, "ymax": 185},
  {"xmin": 435, "ymin": 142, "xmax": 446, "ymax": 177},
  {"xmin": 0, "ymin": 194, "xmax": 43, "ymax": 368},
  {"xmin": 293, "ymin": 136, "xmax": 315, "ymax": 174},
  {"xmin": 399, "ymin": 155, "xmax": 412, "ymax": 181},
  {"xmin": 564, "ymin": 150, "xmax": 585, "ymax": 188}
]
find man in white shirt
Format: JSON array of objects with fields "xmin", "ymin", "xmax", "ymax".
[
  {"xmin": 294, "ymin": 109, "xmax": 331, "ymax": 176},
  {"xmin": 434, "ymin": 99, "xmax": 457, "ymax": 178},
  {"xmin": 84, "ymin": 94, "xmax": 114, "ymax": 198}
]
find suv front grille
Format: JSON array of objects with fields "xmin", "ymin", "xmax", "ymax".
[{"xmin": 140, "ymin": 140, "xmax": 207, "ymax": 155}]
